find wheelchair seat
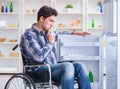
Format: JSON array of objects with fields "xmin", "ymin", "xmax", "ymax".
[
  {"xmin": 25, "ymin": 70, "xmax": 49, "ymax": 83},
  {"xmin": 22, "ymin": 55, "xmax": 50, "ymax": 83}
]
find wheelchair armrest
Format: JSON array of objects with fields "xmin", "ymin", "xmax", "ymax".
[
  {"xmin": 58, "ymin": 60, "xmax": 73, "ymax": 63},
  {"xmin": 24, "ymin": 62, "xmax": 46, "ymax": 68}
]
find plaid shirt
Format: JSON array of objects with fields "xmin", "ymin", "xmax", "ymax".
[{"xmin": 20, "ymin": 23, "xmax": 71, "ymax": 65}]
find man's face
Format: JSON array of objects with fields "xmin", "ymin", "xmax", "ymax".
[{"xmin": 41, "ymin": 15, "xmax": 56, "ymax": 32}]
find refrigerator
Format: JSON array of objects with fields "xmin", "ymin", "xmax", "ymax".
[{"xmin": 103, "ymin": 0, "xmax": 118, "ymax": 89}]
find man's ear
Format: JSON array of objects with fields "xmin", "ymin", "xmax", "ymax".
[{"xmin": 40, "ymin": 16, "xmax": 44, "ymax": 22}]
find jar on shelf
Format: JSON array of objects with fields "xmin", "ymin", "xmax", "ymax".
[{"xmin": 1, "ymin": 2, "xmax": 4, "ymax": 13}]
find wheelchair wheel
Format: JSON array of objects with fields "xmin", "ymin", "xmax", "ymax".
[{"xmin": 4, "ymin": 73, "xmax": 36, "ymax": 89}]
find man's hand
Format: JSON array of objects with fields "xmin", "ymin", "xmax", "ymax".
[
  {"xmin": 47, "ymin": 33, "xmax": 55, "ymax": 43},
  {"xmin": 72, "ymin": 30, "xmax": 91, "ymax": 37}
]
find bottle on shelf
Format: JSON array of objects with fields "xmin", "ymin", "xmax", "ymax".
[
  {"xmin": 89, "ymin": 71, "xmax": 94, "ymax": 83},
  {"xmin": 91, "ymin": 18, "xmax": 95, "ymax": 28},
  {"xmin": 10, "ymin": 2, "xmax": 13, "ymax": 12},
  {"xmin": 97, "ymin": 1, "xmax": 102, "ymax": 13},
  {"xmin": 1, "ymin": 2, "xmax": 4, "ymax": 13},
  {"xmin": 5, "ymin": 6, "xmax": 8, "ymax": 13},
  {"xmin": 100, "ymin": 5, "xmax": 102, "ymax": 13}
]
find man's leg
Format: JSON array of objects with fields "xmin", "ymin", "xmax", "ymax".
[
  {"xmin": 51, "ymin": 62, "xmax": 75, "ymax": 89},
  {"xmin": 73, "ymin": 62, "xmax": 91, "ymax": 89}
]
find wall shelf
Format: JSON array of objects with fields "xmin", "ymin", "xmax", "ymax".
[{"xmin": 0, "ymin": 0, "xmax": 20, "ymax": 75}]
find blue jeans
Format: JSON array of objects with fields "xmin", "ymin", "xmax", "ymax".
[{"xmin": 35, "ymin": 62, "xmax": 91, "ymax": 89}]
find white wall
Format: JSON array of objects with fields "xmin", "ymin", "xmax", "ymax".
[{"xmin": 0, "ymin": 75, "xmax": 12, "ymax": 89}]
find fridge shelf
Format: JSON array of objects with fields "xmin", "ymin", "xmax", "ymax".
[
  {"xmin": 60, "ymin": 42, "xmax": 99, "ymax": 47},
  {"xmin": 60, "ymin": 55, "xmax": 99, "ymax": 61}
]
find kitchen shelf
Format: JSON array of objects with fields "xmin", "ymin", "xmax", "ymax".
[
  {"xmin": 88, "ymin": 28, "xmax": 103, "ymax": 30},
  {"xmin": 88, "ymin": 12, "xmax": 103, "ymax": 15},
  {"xmin": 87, "ymin": 0, "xmax": 103, "ymax": 34},
  {"xmin": 0, "ymin": 57, "xmax": 20, "ymax": 60},
  {"xmin": 58, "ymin": 12, "xmax": 83, "ymax": 15},
  {"xmin": 0, "ymin": 27, "xmax": 20, "ymax": 30},
  {"xmin": 0, "ymin": 0, "xmax": 20, "ymax": 74},
  {"xmin": 56, "ymin": 26, "xmax": 83, "ymax": 30},
  {"xmin": 0, "ymin": 12, "xmax": 19, "ymax": 15},
  {"xmin": 24, "ymin": 13, "xmax": 37, "ymax": 15},
  {"xmin": 0, "ymin": 42, "xmax": 18, "ymax": 44},
  {"xmin": 0, "ymin": 68, "xmax": 19, "ymax": 73}
]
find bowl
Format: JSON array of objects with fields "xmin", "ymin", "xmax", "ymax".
[{"xmin": 0, "ymin": 38, "xmax": 6, "ymax": 42}]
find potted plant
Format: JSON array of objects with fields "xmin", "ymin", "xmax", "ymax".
[
  {"xmin": 97, "ymin": 1, "xmax": 102, "ymax": 13},
  {"xmin": 65, "ymin": 4, "xmax": 74, "ymax": 12}
]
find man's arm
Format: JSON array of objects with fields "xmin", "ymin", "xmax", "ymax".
[
  {"xmin": 71, "ymin": 30, "xmax": 91, "ymax": 37},
  {"xmin": 55, "ymin": 30, "xmax": 90, "ymax": 37}
]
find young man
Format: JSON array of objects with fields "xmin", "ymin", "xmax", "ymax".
[{"xmin": 20, "ymin": 5, "xmax": 91, "ymax": 89}]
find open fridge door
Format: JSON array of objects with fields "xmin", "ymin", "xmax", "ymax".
[
  {"xmin": 103, "ymin": 0, "xmax": 118, "ymax": 89},
  {"xmin": 103, "ymin": 0, "xmax": 117, "ymax": 33},
  {"xmin": 117, "ymin": 0, "xmax": 120, "ymax": 89}
]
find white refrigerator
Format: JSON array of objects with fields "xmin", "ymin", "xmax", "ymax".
[{"xmin": 103, "ymin": 0, "xmax": 118, "ymax": 89}]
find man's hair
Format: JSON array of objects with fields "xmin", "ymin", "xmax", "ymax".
[{"xmin": 37, "ymin": 5, "xmax": 58, "ymax": 22}]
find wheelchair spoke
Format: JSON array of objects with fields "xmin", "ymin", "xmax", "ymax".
[
  {"xmin": 4, "ymin": 74, "xmax": 36, "ymax": 89},
  {"xmin": 4, "ymin": 73, "xmax": 59, "ymax": 89}
]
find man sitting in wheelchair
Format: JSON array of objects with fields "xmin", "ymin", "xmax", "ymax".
[{"xmin": 20, "ymin": 5, "xmax": 91, "ymax": 89}]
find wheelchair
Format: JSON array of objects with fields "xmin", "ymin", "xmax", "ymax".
[{"xmin": 4, "ymin": 44, "xmax": 59, "ymax": 89}]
